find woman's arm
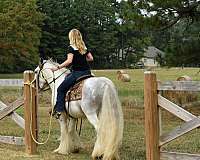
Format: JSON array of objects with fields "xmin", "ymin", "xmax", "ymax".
[
  {"xmin": 58, "ymin": 53, "xmax": 73, "ymax": 68},
  {"xmin": 50, "ymin": 53, "xmax": 73, "ymax": 72},
  {"xmin": 86, "ymin": 52, "xmax": 93, "ymax": 61}
]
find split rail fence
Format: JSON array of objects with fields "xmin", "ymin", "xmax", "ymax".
[
  {"xmin": 144, "ymin": 71, "xmax": 200, "ymax": 160},
  {"xmin": 0, "ymin": 71, "xmax": 38, "ymax": 154}
]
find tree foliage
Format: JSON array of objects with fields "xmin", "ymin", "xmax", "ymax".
[
  {"xmin": 138, "ymin": 0, "xmax": 200, "ymax": 67},
  {"xmin": 0, "ymin": 0, "xmax": 44, "ymax": 73},
  {"xmin": 139, "ymin": 0, "xmax": 200, "ymax": 30},
  {"xmin": 165, "ymin": 20, "xmax": 200, "ymax": 67},
  {"xmin": 116, "ymin": 0, "xmax": 151, "ymax": 67}
]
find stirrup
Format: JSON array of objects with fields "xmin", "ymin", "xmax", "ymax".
[{"xmin": 52, "ymin": 110, "xmax": 62, "ymax": 119}]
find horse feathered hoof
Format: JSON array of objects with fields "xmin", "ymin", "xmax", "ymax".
[
  {"xmin": 97, "ymin": 155, "xmax": 103, "ymax": 160},
  {"xmin": 93, "ymin": 155, "xmax": 119, "ymax": 160},
  {"xmin": 93, "ymin": 155, "xmax": 103, "ymax": 160},
  {"xmin": 71, "ymin": 148, "xmax": 80, "ymax": 153}
]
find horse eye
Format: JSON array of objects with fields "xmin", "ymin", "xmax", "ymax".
[{"xmin": 34, "ymin": 70, "xmax": 38, "ymax": 74}]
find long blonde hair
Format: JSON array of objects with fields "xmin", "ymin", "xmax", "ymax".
[{"xmin": 69, "ymin": 29, "xmax": 86, "ymax": 55}]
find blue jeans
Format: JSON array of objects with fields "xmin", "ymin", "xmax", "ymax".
[{"xmin": 55, "ymin": 70, "xmax": 91, "ymax": 112}]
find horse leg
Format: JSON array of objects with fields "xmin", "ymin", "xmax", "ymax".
[
  {"xmin": 67, "ymin": 118, "xmax": 81, "ymax": 153},
  {"xmin": 53, "ymin": 113, "xmax": 71, "ymax": 154},
  {"xmin": 85, "ymin": 113, "xmax": 104, "ymax": 160},
  {"xmin": 54, "ymin": 115, "xmax": 81, "ymax": 154},
  {"xmin": 82, "ymin": 100, "xmax": 102, "ymax": 159}
]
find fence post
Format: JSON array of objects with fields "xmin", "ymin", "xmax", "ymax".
[
  {"xmin": 144, "ymin": 71, "xmax": 160, "ymax": 160},
  {"xmin": 24, "ymin": 71, "xmax": 38, "ymax": 154}
]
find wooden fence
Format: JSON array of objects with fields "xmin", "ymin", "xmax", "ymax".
[
  {"xmin": 0, "ymin": 71, "xmax": 38, "ymax": 154},
  {"xmin": 0, "ymin": 79, "xmax": 23, "ymax": 87},
  {"xmin": 144, "ymin": 71, "xmax": 200, "ymax": 160}
]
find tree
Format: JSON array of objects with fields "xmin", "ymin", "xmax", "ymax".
[
  {"xmin": 165, "ymin": 20, "xmax": 200, "ymax": 67},
  {"xmin": 115, "ymin": 0, "xmax": 151, "ymax": 67},
  {"xmin": 135, "ymin": 0, "xmax": 200, "ymax": 67},
  {"xmin": 138, "ymin": 0, "xmax": 200, "ymax": 30},
  {"xmin": 37, "ymin": 0, "xmax": 71, "ymax": 62},
  {"xmin": 0, "ymin": 0, "xmax": 44, "ymax": 73}
]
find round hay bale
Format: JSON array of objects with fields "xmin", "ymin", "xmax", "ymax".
[
  {"xmin": 120, "ymin": 73, "xmax": 131, "ymax": 82},
  {"xmin": 117, "ymin": 70, "xmax": 126, "ymax": 75},
  {"xmin": 116, "ymin": 70, "xmax": 130, "ymax": 82},
  {"xmin": 176, "ymin": 75, "xmax": 192, "ymax": 81},
  {"xmin": 163, "ymin": 75, "xmax": 197, "ymax": 106}
]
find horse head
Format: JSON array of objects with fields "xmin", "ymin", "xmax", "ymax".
[
  {"xmin": 34, "ymin": 60, "xmax": 49, "ymax": 89},
  {"xmin": 34, "ymin": 59, "xmax": 69, "ymax": 90}
]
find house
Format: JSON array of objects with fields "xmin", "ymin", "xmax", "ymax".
[{"xmin": 140, "ymin": 46, "xmax": 165, "ymax": 67}]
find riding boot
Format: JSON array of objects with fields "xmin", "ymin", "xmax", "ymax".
[{"xmin": 49, "ymin": 107, "xmax": 62, "ymax": 119}]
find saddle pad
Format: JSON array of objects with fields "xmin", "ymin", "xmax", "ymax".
[{"xmin": 65, "ymin": 80, "xmax": 84, "ymax": 101}]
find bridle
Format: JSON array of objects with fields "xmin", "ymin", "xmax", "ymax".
[{"xmin": 36, "ymin": 61, "xmax": 68, "ymax": 91}]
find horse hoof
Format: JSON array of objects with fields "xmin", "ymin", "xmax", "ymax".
[
  {"xmin": 72, "ymin": 148, "xmax": 79, "ymax": 153},
  {"xmin": 95, "ymin": 155, "xmax": 103, "ymax": 160}
]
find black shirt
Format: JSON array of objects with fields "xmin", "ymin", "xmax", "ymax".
[{"xmin": 68, "ymin": 45, "xmax": 90, "ymax": 71}]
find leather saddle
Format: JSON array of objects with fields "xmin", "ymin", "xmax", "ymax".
[{"xmin": 65, "ymin": 74, "xmax": 93, "ymax": 102}]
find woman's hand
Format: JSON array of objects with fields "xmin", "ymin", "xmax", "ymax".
[
  {"xmin": 50, "ymin": 66, "xmax": 59, "ymax": 72},
  {"xmin": 86, "ymin": 52, "xmax": 93, "ymax": 61}
]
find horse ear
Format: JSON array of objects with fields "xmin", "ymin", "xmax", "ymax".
[
  {"xmin": 39, "ymin": 57, "xmax": 45, "ymax": 68},
  {"xmin": 39, "ymin": 58, "xmax": 47, "ymax": 69},
  {"xmin": 39, "ymin": 60, "xmax": 42, "ymax": 68}
]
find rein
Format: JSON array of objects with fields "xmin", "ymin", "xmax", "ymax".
[
  {"xmin": 24, "ymin": 78, "xmax": 53, "ymax": 145},
  {"xmin": 46, "ymin": 69, "xmax": 68, "ymax": 86},
  {"xmin": 39, "ymin": 68, "xmax": 68, "ymax": 86},
  {"xmin": 43, "ymin": 69, "xmax": 68, "ymax": 91}
]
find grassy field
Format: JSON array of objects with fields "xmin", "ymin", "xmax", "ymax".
[{"xmin": 0, "ymin": 68, "xmax": 200, "ymax": 160}]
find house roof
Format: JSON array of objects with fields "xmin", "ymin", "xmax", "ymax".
[{"xmin": 144, "ymin": 46, "xmax": 165, "ymax": 58}]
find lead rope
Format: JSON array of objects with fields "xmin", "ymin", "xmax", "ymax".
[{"xmin": 24, "ymin": 73, "xmax": 56, "ymax": 145}]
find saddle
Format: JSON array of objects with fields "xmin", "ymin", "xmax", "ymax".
[{"xmin": 65, "ymin": 74, "xmax": 93, "ymax": 102}]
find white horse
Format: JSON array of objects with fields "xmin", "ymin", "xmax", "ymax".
[{"xmin": 34, "ymin": 60, "xmax": 124, "ymax": 160}]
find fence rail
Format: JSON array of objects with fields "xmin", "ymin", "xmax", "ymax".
[
  {"xmin": 0, "ymin": 79, "xmax": 23, "ymax": 87},
  {"xmin": 158, "ymin": 81, "xmax": 200, "ymax": 91}
]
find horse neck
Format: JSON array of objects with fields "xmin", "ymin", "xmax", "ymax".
[{"xmin": 43, "ymin": 68, "xmax": 66, "ymax": 92}]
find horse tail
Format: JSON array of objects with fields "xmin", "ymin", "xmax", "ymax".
[{"xmin": 92, "ymin": 82, "xmax": 124, "ymax": 160}]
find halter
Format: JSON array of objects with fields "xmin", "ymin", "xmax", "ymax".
[{"xmin": 37, "ymin": 61, "xmax": 68, "ymax": 90}]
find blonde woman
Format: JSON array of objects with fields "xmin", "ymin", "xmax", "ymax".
[{"xmin": 50, "ymin": 29, "xmax": 93, "ymax": 118}]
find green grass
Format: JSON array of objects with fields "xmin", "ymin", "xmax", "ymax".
[{"xmin": 0, "ymin": 68, "xmax": 200, "ymax": 159}]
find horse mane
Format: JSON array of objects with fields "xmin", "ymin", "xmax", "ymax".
[
  {"xmin": 46, "ymin": 58, "xmax": 68, "ymax": 72},
  {"xmin": 46, "ymin": 58, "xmax": 58, "ymax": 65}
]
